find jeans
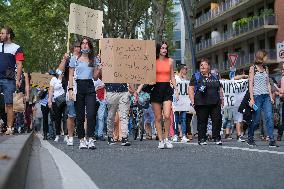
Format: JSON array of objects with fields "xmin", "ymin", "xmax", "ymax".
[
  {"xmin": 174, "ymin": 111, "xmax": 187, "ymax": 136},
  {"xmin": 96, "ymin": 100, "xmax": 107, "ymax": 137},
  {"xmin": 195, "ymin": 104, "xmax": 222, "ymax": 141},
  {"xmin": 248, "ymin": 94, "xmax": 274, "ymax": 141},
  {"xmin": 76, "ymin": 80, "xmax": 98, "ymax": 139}
]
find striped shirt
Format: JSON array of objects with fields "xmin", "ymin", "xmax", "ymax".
[{"xmin": 253, "ymin": 67, "xmax": 269, "ymax": 95}]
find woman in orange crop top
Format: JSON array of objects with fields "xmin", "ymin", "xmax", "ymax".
[{"xmin": 150, "ymin": 41, "xmax": 177, "ymax": 149}]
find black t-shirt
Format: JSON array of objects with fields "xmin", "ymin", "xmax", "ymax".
[{"xmin": 189, "ymin": 73, "xmax": 221, "ymax": 105}]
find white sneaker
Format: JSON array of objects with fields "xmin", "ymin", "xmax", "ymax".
[
  {"xmin": 88, "ymin": 138, "xmax": 96, "ymax": 149},
  {"xmin": 64, "ymin": 135, "xmax": 68, "ymax": 143},
  {"xmin": 164, "ymin": 138, "xmax": 173, "ymax": 149},
  {"xmin": 79, "ymin": 140, "xmax": 87, "ymax": 149},
  {"xmin": 158, "ymin": 140, "xmax": 165, "ymax": 149},
  {"xmin": 54, "ymin": 135, "xmax": 60, "ymax": 142},
  {"xmin": 84, "ymin": 138, "xmax": 89, "ymax": 147},
  {"xmin": 172, "ymin": 135, "xmax": 178, "ymax": 142},
  {"xmin": 67, "ymin": 137, "xmax": 74, "ymax": 146},
  {"xmin": 181, "ymin": 136, "xmax": 189, "ymax": 143}
]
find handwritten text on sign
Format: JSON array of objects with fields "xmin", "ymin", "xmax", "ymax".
[
  {"xmin": 68, "ymin": 3, "xmax": 103, "ymax": 39},
  {"xmin": 101, "ymin": 38, "xmax": 156, "ymax": 84},
  {"xmin": 221, "ymin": 79, "xmax": 248, "ymax": 108}
]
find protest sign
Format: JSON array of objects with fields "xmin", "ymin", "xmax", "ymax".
[
  {"xmin": 68, "ymin": 3, "xmax": 103, "ymax": 39},
  {"xmin": 172, "ymin": 78, "xmax": 195, "ymax": 113},
  {"xmin": 30, "ymin": 73, "xmax": 53, "ymax": 88},
  {"xmin": 101, "ymin": 38, "xmax": 156, "ymax": 84},
  {"xmin": 221, "ymin": 79, "xmax": 248, "ymax": 108}
]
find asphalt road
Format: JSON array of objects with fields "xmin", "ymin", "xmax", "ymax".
[{"xmin": 43, "ymin": 136, "xmax": 284, "ymax": 189}]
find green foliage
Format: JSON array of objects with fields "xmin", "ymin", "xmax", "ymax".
[
  {"xmin": 260, "ymin": 8, "xmax": 274, "ymax": 17},
  {"xmin": 0, "ymin": 0, "xmax": 175, "ymax": 72}
]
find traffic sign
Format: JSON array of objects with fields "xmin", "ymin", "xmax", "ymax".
[
  {"xmin": 277, "ymin": 41, "xmax": 284, "ymax": 62},
  {"xmin": 228, "ymin": 53, "xmax": 238, "ymax": 67}
]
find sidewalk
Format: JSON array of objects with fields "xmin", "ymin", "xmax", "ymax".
[{"xmin": 0, "ymin": 133, "xmax": 33, "ymax": 189}]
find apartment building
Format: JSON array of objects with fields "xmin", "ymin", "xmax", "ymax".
[{"xmin": 193, "ymin": 0, "xmax": 284, "ymax": 77}]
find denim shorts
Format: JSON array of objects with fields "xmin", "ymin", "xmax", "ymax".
[
  {"xmin": 0, "ymin": 79, "xmax": 16, "ymax": 104},
  {"xmin": 67, "ymin": 100, "xmax": 76, "ymax": 118}
]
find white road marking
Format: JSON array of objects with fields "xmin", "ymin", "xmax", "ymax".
[
  {"xmin": 172, "ymin": 142, "xmax": 284, "ymax": 155},
  {"xmin": 39, "ymin": 135, "xmax": 100, "ymax": 189}
]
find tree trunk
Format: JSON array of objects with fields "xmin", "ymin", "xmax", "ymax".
[{"xmin": 152, "ymin": 0, "xmax": 168, "ymax": 43}]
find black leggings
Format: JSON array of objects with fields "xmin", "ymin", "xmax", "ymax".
[
  {"xmin": 52, "ymin": 102, "xmax": 66, "ymax": 136},
  {"xmin": 41, "ymin": 105, "xmax": 49, "ymax": 134},
  {"xmin": 195, "ymin": 104, "xmax": 222, "ymax": 141}
]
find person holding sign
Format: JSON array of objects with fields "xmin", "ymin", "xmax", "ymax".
[
  {"xmin": 189, "ymin": 58, "xmax": 224, "ymax": 145},
  {"xmin": 68, "ymin": 37, "xmax": 99, "ymax": 150},
  {"xmin": 150, "ymin": 42, "xmax": 177, "ymax": 149},
  {"xmin": 248, "ymin": 50, "xmax": 278, "ymax": 147},
  {"xmin": 172, "ymin": 64, "xmax": 191, "ymax": 143}
]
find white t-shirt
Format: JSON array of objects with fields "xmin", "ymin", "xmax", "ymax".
[{"xmin": 50, "ymin": 77, "xmax": 65, "ymax": 102}]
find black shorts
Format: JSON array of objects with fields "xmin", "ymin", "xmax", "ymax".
[{"xmin": 150, "ymin": 82, "xmax": 174, "ymax": 103}]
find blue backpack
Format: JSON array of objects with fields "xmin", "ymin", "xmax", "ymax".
[{"xmin": 194, "ymin": 71, "xmax": 218, "ymax": 94}]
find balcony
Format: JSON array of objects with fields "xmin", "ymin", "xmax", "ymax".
[
  {"xmin": 194, "ymin": 0, "xmax": 263, "ymax": 32},
  {"xmin": 195, "ymin": 16, "xmax": 278, "ymax": 57},
  {"xmin": 212, "ymin": 49, "xmax": 277, "ymax": 73}
]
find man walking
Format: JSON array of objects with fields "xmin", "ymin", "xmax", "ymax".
[{"xmin": 0, "ymin": 26, "xmax": 24, "ymax": 135}]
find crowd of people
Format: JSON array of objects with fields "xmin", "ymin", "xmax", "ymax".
[{"xmin": 0, "ymin": 26, "xmax": 282, "ymax": 150}]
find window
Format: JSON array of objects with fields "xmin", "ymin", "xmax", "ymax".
[
  {"xmin": 247, "ymin": 12, "xmax": 254, "ymax": 17},
  {"xmin": 175, "ymin": 41, "xmax": 181, "ymax": 49},
  {"xmin": 249, "ymin": 43, "xmax": 255, "ymax": 53},
  {"xmin": 223, "ymin": 24, "xmax": 228, "ymax": 32},
  {"xmin": 259, "ymin": 39, "xmax": 265, "ymax": 49},
  {"xmin": 269, "ymin": 36, "xmax": 275, "ymax": 49}
]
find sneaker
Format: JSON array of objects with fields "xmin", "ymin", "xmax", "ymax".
[
  {"xmin": 18, "ymin": 127, "xmax": 22, "ymax": 134},
  {"xmin": 237, "ymin": 136, "xmax": 245, "ymax": 142},
  {"xmin": 64, "ymin": 135, "xmax": 68, "ymax": 143},
  {"xmin": 67, "ymin": 137, "xmax": 74, "ymax": 146},
  {"xmin": 79, "ymin": 140, "xmax": 88, "ymax": 149},
  {"xmin": 215, "ymin": 140, "xmax": 222, "ymax": 146},
  {"xmin": 225, "ymin": 134, "xmax": 233, "ymax": 140},
  {"xmin": 88, "ymin": 138, "xmax": 96, "ymax": 149},
  {"xmin": 247, "ymin": 139, "xmax": 256, "ymax": 146},
  {"xmin": 98, "ymin": 136, "xmax": 106, "ymax": 141},
  {"xmin": 198, "ymin": 139, "xmax": 207, "ymax": 145},
  {"xmin": 172, "ymin": 135, "xmax": 178, "ymax": 142},
  {"xmin": 108, "ymin": 137, "xmax": 116, "ymax": 145},
  {"xmin": 121, "ymin": 137, "xmax": 131, "ymax": 146},
  {"xmin": 54, "ymin": 135, "xmax": 60, "ymax": 142},
  {"xmin": 181, "ymin": 136, "xmax": 189, "ymax": 143},
  {"xmin": 269, "ymin": 141, "xmax": 279, "ymax": 147},
  {"xmin": 158, "ymin": 140, "xmax": 165, "ymax": 149},
  {"xmin": 164, "ymin": 138, "xmax": 173, "ymax": 149},
  {"xmin": 5, "ymin": 127, "xmax": 13, "ymax": 135}
]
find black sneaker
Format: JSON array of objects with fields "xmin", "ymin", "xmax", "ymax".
[
  {"xmin": 121, "ymin": 137, "xmax": 131, "ymax": 146},
  {"xmin": 108, "ymin": 137, "xmax": 115, "ymax": 145},
  {"xmin": 198, "ymin": 139, "xmax": 207, "ymax": 145},
  {"xmin": 98, "ymin": 136, "xmax": 106, "ymax": 141},
  {"xmin": 247, "ymin": 139, "xmax": 256, "ymax": 146},
  {"xmin": 269, "ymin": 141, "xmax": 279, "ymax": 147}
]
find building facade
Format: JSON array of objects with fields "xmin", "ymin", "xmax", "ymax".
[{"xmin": 193, "ymin": 0, "xmax": 284, "ymax": 77}]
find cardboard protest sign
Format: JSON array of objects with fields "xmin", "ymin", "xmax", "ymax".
[
  {"xmin": 101, "ymin": 38, "xmax": 156, "ymax": 84},
  {"xmin": 30, "ymin": 73, "xmax": 53, "ymax": 88},
  {"xmin": 68, "ymin": 3, "xmax": 103, "ymax": 39},
  {"xmin": 220, "ymin": 79, "xmax": 248, "ymax": 108}
]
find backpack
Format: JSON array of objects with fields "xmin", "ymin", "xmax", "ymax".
[{"xmin": 193, "ymin": 71, "xmax": 218, "ymax": 94}]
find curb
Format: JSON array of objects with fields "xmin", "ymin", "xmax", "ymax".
[{"xmin": 0, "ymin": 132, "xmax": 34, "ymax": 189}]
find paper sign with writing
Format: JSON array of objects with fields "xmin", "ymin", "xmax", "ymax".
[
  {"xmin": 101, "ymin": 38, "xmax": 156, "ymax": 84},
  {"xmin": 68, "ymin": 3, "xmax": 103, "ymax": 39},
  {"xmin": 30, "ymin": 73, "xmax": 53, "ymax": 88}
]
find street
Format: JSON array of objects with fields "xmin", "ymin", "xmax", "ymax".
[{"xmin": 24, "ymin": 134, "xmax": 284, "ymax": 189}]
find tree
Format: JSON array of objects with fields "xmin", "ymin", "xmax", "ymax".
[{"xmin": 180, "ymin": 0, "xmax": 196, "ymax": 73}]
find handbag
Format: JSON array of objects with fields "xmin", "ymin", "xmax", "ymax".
[
  {"xmin": 54, "ymin": 93, "xmax": 66, "ymax": 107},
  {"xmin": 13, "ymin": 92, "xmax": 25, "ymax": 112}
]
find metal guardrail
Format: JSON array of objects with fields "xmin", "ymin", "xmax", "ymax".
[{"xmin": 196, "ymin": 16, "xmax": 276, "ymax": 52}]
